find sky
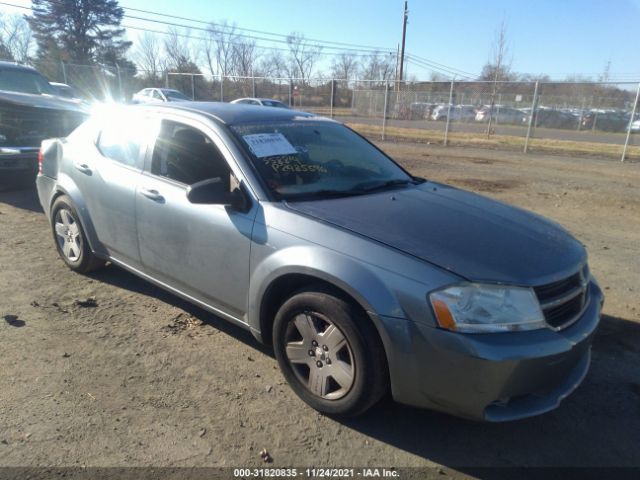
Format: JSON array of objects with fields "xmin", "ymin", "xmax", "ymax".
[{"xmin": 3, "ymin": 0, "xmax": 640, "ymax": 81}]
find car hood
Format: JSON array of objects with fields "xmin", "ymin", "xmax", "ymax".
[
  {"xmin": 285, "ymin": 181, "xmax": 586, "ymax": 285},
  {"xmin": 0, "ymin": 90, "xmax": 88, "ymax": 114}
]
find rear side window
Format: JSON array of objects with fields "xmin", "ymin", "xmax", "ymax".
[{"xmin": 97, "ymin": 122, "xmax": 142, "ymax": 167}]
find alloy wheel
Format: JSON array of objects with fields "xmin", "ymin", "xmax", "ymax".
[
  {"xmin": 284, "ymin": 311, "xmax": 355, "ymax": 400},
  {"xmin": 54, "ymin": 208, "xmax": 82, "ymax": 262}
]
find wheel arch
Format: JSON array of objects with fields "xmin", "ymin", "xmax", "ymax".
[
  {"xmin": 253, "ymin": 264, "xmax": 400, "ymax": 365},
  {"xmin": 49, "ymin": 178, "xmax": 103, "ymax": 255}
]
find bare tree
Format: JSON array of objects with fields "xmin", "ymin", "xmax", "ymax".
[
  {"xmin": 331, "ymin": 52, "xmax": 358, "ymax": 84},
  {"xmin": 484, "ymin": 20, "xmax": 512, "ymax": 138},
  {"xmin": 164, "ymin": 27, "xmax": 197, "ymax": 72},
  {"xmin": 134, "ymin": 32, "xmax": 165, "ymax": 81},
  {"xmin": 259, "ymin": 50, "xmax": 289, "ymax": 78},
  {"xmin": 0, "ymin": 13, "xmax": 33, "ymax": 62},
  {"xmin": 203, "ymin": 21, "xmax": 237, "ymax": 77},
  {"xmin": 360, "ymin": 51, "xmax": 395, "ymax": 84},
  {"xmin": 286, "ymin": 32, "xmax": 322, "ymax": 83},
  {"xmin": 230, "ymin": 39, "xmax": 258, "ymax": 77}
]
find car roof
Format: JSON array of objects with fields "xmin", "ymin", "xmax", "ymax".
[
  {"xmin": 0, "ymin": 61, "xmax": 39, "ymax": 72},
  {"xmin": 144, "ymin": 101, "xmax": 317, "ymax": 125}
]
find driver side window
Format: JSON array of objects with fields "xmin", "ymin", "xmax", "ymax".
[{"xmin": 150, "ymin": 120, "xmax": 232, "ymax": 190}]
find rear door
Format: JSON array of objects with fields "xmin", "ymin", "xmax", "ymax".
[
  {"xmin": 135, "ymin": 114, "xmax": 257, "ymax": 320},
  {"xmin": 70, "ymin": 113, "xmax": 153, "ymax": 267}
]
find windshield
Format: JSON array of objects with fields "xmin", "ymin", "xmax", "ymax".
[
  {"xmin": 231, "ymin": 121, "xmax": 414, "ymax": 200},
  {"xmin": 163, "ymin": 90, "xmax": 191, "ymax": 101},
  {"xmin": 0, "ymin": 69, "xmax": 55, "ymax": 95},
  {"xmin": 262, "ymin": 100, "xmax": 288, "ymax": 108}
]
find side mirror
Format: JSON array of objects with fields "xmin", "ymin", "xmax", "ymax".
[{"xmin": 186, "ymin": 177, "xmax": 250, "ymax": 212}]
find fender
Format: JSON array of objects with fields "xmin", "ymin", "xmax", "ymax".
[{"xmin": 248, "ymin": 244, "xmax": 407, "ymax": 331}]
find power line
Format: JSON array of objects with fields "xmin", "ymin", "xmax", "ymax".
[
  {"xmin": 407, "ymin": 53, "xmax": 476, "ymax": 78},
  {"xmin": 120, "ymin": 3, "xmax": 397, "ymax": 52},
  {"xmin": 406, "ymin": 57, "xmax": 475, "ymax": 80},
  {"xmin": 0, "ymin": 1, "xmax": 385, "ymax": 58},
  {"xmin": 2, "ymin": 0, "xmax": 478, "ymax": 78},
  {"xmin": 3, "ymin": 0, "xmax": 393, "ymax": 54},
  {"xmin": 123, "ymin": 13, "xmax": 392, "ymax": 54}
]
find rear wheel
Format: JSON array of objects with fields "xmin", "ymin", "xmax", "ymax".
[
  {"xmin": 273, "ymin": 287, "xmax": 388, "ymax": 416},
  {"xmin": 51, "ymin": 196, "xmax": 104, "ymax": 273}
]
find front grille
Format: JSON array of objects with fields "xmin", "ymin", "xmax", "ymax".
[
  {"xmin": 534, "ymin": 264, "xmax": 589, "ymax": 330},
  {"xmin": 0, "ymin": 105, "xmax": 86, "ymax": 147}
]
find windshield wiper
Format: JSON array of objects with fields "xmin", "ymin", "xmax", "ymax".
[
  {"xmin": 281, "ymin": 189, "xmax": 363, "ymax": 201},
  {"xmin": 280, "ymin": 179, "xmax": 414, "ymax": 201},
  {"xmin": 350, "ymin": 178, "xmax": 414, "ymax": 194}
]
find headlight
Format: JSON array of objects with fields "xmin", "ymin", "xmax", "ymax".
[{"xmin": 429, "ymin": 283, "xmax": 546, "ymax": 333}]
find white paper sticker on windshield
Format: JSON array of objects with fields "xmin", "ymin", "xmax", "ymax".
[{"xmin": 243, "ymin": 133, "xmax": 298, "ymax": 158}]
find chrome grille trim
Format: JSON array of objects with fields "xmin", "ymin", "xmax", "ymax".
[{"xmin": 534, "ymin": 264, "xmax": 590, "ymax": 331}]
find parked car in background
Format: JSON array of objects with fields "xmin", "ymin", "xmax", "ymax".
[
  {"xmin": 132, "ymin": 88, "xmax": 192, "ymax": 104},
  {"xmin": 36, "ymin": 102, "xmax": 602, "ymax": 421},
  {"xmin": 231, "ymin": 97, "xmax": 290, "ymax": 109},
  {"xmin": 580, "ymin": 110, "xmax": 630, "ymax": 132},
  {"xmin": 475, "ymin": 105, "xmax": 527, "ymax": 124},
  {"xmin": 409, "ymin": 102, "xmax": 437, "ymax": 120},
  {"xmin": 0, "ymin": 61, "xmax": 88, "ymax": 187},
  {"xmin": 431, "ymin": 104, "xmax": 477, "ymax": 122},
  {"xmin": 628, "ymin": 118, "xmax": 640, "ymax": 133},
  {"xmin": 527, "ymin": 108, "xmax": 579, "ymax": 129}
]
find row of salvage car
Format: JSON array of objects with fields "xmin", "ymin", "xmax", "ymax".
[{"xmin": 404, "ymin": 102, "xmax": 640, "ymax": 132}]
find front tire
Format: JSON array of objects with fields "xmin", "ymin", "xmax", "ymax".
[
  {"xmin": 50, "ymin": 195, "xmax": 104, "ymax": 273},
  {"xmin": 273, "ymin": 287, "xmax": 388, "ymax": 417}
]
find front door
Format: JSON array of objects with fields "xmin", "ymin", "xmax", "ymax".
[{"xmin": 135, "ymin": 117, "xmax": 256, "ymax": 320}]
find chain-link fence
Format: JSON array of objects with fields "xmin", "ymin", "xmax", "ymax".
[
  {"xmin": 8, "ymin": 58, "xmax": 640, "ymax": 161},
  {"xmin": 347, "ymin": 79, "xmax": 640, "ymax": 161}
]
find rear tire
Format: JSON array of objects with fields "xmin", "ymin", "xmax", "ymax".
[
  {"xmin": 50, "ymin": 195, "xmax": 104, "ymax": 273},
  {"xmin": 273, "ymin": 286, "xmax": 388, "ymax": 417}
]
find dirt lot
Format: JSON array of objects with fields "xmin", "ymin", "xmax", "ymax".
[{"xmin": 1, "ymin": 144, "xmax": 639, "ymax": 475}]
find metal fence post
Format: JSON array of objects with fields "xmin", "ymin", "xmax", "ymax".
[
  {"xmin": 524, "ymin": 81, "xmax": 539, "ymax": 153},
  {"xmin": 288, "ymin": 79, "xmax": 293, "ymax": 107},
  {"xmin": 165, "ymin": 72, "xmax": 169, "ymax": 88},
  {"xmin": 61, "ymin": 61, "xmax": 67, "ymax": 84},
  {"xmin": 220, "ymin": 75, "xmax": 224, "ymax": 102},
  {"xmin": 444, "ymin": 80, "xmax": 454, "ymax": 146},
  {"xmin": 330, "ymin": 79, "xmax": 335, "ymax": 118},
  {"xmin": 621, "ymin": 81, "xmax": 640, "ymax": 162},
  {"xmin": 382, "ymin": 82, "xmax": 390, "ymax": 141},
  {"xmin": 252, "ymin": 75, "xmax": 256, "ymax": 97},
  {"xmin": 578, "ymin": 97, "xmax": 586, "ymax": 131},
  {"xmin": 351, "ymin": 79, "xmax": 356, "ymax": 111},
  {"xmin": 191, "ymin": 74, "xmax": 196, "ymax": 100}
]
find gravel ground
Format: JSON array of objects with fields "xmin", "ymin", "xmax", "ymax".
[{"xmin": 0, "ymin": 144, "xmax": 639, "ymax": 476}]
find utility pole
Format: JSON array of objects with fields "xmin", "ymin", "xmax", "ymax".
[
  {"xmin": 394, "ymin": 43, "xmax": 400, "ymax": 82},
  {"xmin": 398, "ymin": 1, "xmax": 408, "ymax": 83}
]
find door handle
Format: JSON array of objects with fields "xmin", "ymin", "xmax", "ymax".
[
  {"xmin": 140, "ymin": 188, "xmax": 164, "ymax": 202},
  {"xmin": 74, "ymin": 162, "xmax": 92, "ymax": 174}
]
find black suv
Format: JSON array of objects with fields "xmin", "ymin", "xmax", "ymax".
[{"xmin": 0, "ymin": 62, "xmax": 88, "ymax": 187}]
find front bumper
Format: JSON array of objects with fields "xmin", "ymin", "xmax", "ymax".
[
  {"xmin": 0, "ymin": 147, "xmax": 39, "ymax": 170},
  {"xmin": 381, "ymin": 281, "xmax": 603, "ymax": 421},
  {"xmin": 0, "ymin": 147, "xmax": 39, "ymax": 185}
]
